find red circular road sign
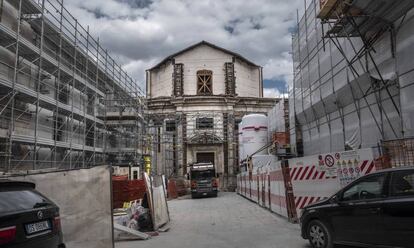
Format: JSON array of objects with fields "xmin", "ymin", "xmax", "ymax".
[
  {"xmin": 325, "ymin": 155, "xmax": 335, "ymax": 167},
  {"xmin": 335, "ymin": 153, "xmax": 340, "ymax": 159}
]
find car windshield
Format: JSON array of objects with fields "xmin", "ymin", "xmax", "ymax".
[
  {"xmin": 0, "ymin": 189, "xmax": 50, "ymax": 214},
  {"xmin": 342, "ymin": 174, "xmax": 386, "ymax": 201},
  {"xmin": 191, "ymin": 170, "xmax": 215, "ymax": 180}
]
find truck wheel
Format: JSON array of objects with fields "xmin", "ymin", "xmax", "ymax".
[{"xmin": 307, "ymin": 220, "xmax": 333, "ymax": 248}]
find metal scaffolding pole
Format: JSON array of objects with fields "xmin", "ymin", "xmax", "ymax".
[
  {"xmin": 53, "ymin": 0, "xmax": 64, "ymax": 167},
  {"xmin": 7, "ymin": 0, "xmax": 23, "ymax": 171},
  {"xmin": 33, "ymin": 0, "xmax": 46, "ymax": 170}
]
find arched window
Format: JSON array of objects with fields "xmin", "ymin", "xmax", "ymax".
[{"xmin": 197, "ymin": 70, "xmax": 212, "ymax": 95}]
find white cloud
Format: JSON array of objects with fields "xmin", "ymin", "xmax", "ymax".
[
  {"xmin": 263, "ymin": 88, "xmax": 289, "ymax": 98},
  {"xmin": 63, "ymin": 0, "xmax": 306, "ymax": 91},
  {"xmin": 263, "ymin": 51, "xmax": 294, "ymax": 88}
]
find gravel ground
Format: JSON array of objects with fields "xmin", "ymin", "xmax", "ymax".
[{"xmin": 116, "ymin": 192, "xmax": 310, "ymax": 248}]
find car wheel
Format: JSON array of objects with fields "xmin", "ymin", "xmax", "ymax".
[{"xmin": 307, "ymin": 220, "xmax": 333, "ymax": 248}]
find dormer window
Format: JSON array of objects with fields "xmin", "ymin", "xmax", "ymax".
[{"xmin": 197, "ymin": 70, "xmax": 212, "ymax": 95}]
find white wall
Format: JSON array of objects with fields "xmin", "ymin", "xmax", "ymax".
[
  {"xmin": 148, "ymin": 61, "xmax": 173, "ymax": 98},
  {"xmin": 148, "ymin": 44, "xmax": 262, "ymax": 98},
  {"xmin": 175, "ymin": 44, "xmax": 231, "ymax": 96},
  {"xmin": 234, "ymin": 58, "xmax": 261, "ymax": 97}
]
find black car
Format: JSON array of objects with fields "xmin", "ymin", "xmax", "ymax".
[
  {"xmin": 300, "ymin": 166, "xmax": 414, "ymax": 248},
  {"xmin": 0, "ymin": 180, "xmax": 65, "ymax": 248}
]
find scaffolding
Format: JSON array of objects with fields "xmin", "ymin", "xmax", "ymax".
[
  {"xmin": 104, "ymin": 92, "xmax": 146, "ymax": 166},
  {"xmin": 291, "ymin": 0, "xmax": 414, "ymax": 156},
  {"xmin": 0, "ymin": 0, "xmax": 145, "ymax": 172},
  {"xmin": 147, "ymin": 111, "xmax": 241, "ymax": 178}
]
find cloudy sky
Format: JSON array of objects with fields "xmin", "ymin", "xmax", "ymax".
[{"xmin": 64, "ymin": 0, "xmax": 306, "ymax": 97}]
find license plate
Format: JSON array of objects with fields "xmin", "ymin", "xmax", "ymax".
[
  {"xmin": 25, "ymin": 220, "xmax": 51, "ymax": 235},
  {"xmin": 198, "ymin": 188, "xmax": 212, "ymax": 193}
]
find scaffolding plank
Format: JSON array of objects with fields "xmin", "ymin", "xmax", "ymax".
[{"xmin": 318, "ymin": 0, "xmax": 339, "ymax": 19}]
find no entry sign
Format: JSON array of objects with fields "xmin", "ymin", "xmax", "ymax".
[{"xmin": 324, "ymin": 155, "xmax": 335, "ymax": 167}]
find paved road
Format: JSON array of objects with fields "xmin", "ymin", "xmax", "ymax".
[{"xmin": 116, "ymin": 192, "xmax": 310, "ymax": 248}]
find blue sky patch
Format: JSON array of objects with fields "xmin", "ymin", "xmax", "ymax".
[{"xmin": 263, "ymin": 78, "xmax": 287, "ymax": 93}]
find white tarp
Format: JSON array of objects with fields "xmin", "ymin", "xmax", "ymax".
[{"xmin": 11, "ymin": 166, "xmax": 113, "ymax": 248}]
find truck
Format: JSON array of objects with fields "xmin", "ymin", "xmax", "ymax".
[{"xmin": 190, "ymin": 162, "xmax": 219, "ymax": 198}]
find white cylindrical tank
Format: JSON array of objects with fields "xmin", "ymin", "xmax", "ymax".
[
  {"xmin": 241, "ymin": 114, "xmax": 268, "ymax": 158},
  {"xmin": 238, "ymin": 121, "xmax": 244, "ymax": 162}
]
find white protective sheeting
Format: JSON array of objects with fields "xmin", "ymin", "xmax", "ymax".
[
  {"xmin": 267, "ymin": 101, "xmax": 287, "ymax": 140},
  {"xmin": 396, "ymin": 9, "xmax": 414, "ymax": 137},
  {"xmin": 11, "ymin": 166, "xmax": 113, "ymax": 248},
  {"xmin": 291, "ymin": 0, "xmax": 409, "ymax": 155}
]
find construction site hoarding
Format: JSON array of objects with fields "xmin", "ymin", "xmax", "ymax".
[
  {"xmin": 288, "ymin": 148, "xmax": 378, "ymax": 216},
  {"xmin": 237, "ymin": 148, "xmax": 382, "ymax": 222},
  {"xmin": 237, "ymin": 155, "xmax": 292, "ymax": 219},
  {"xmin": 9, "ymin": 166, "xmax": 113, "ymax": 248}
]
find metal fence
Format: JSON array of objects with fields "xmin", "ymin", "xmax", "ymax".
[{"xmin": 381, "ymin": 138, "xmax": 414, "ymax": 168}]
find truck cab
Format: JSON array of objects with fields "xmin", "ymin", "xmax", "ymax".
[{"xmin": 190, "ymin": 163, "xmax": 219, "ymax": 198}]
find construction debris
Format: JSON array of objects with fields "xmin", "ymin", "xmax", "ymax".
[
  {"xmin": 114, "ymin": 224, "xmax": 150, "ymax": 241},
  {"xmin": 113, "ymin": 172, "xmax": 170, "ymax": 242}
]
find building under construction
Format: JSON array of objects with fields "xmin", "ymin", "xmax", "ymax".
[
  {"xmin": 291, "ymin": 0, "xmax": 414, "ymax": 164},
  {"xmin": 146, "ymin": 41, "xmax": 277, "ymax": 190},
  {"xmin": 0, "ymin": 0, "xmax": 146, "ymax": 172}
]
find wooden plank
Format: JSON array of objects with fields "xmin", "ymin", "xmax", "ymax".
[
  {"xmin": 317, "ymin": 0, "xmax": 358, "ymax": 20},
  {"xmin": 114, "ymin": 223, "xmax": 151, "ymax": 240},
  {"xmin": 318, "ymin": 0, "xmax": 339, "ymax": 19}
]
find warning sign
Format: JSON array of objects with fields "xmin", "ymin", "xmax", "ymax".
[
  {"xmin": 324, "ymin": 155, "xmax": 335, "ymax": 167},
  {"xmin": 335, "ymin": 153, "xmax": 340, "ymax": 160}
]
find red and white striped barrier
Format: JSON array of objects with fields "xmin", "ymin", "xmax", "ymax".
[
  {"xmin": 238, "ymin": 171, "xmax": 249, "ymax": 199},
  {"xmin": 267, "ymin": 158, "xmax": 288, "ymax": 217},
  {"xmin": 237, "ymin": 148, "xmax": 380, "ymax": 222},
  {"xmin": 288, "ymin": 148, "xmax": 378, "ymax": 215},
  {"xmin": 237, "ymin": 155, "xmax": 289, "ymax": 218}
]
